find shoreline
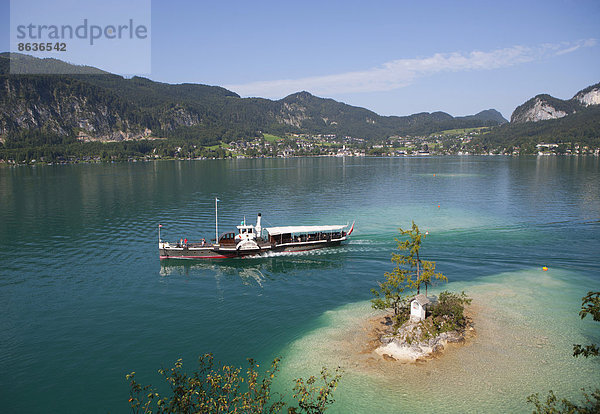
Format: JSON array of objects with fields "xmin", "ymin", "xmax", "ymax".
[{"xmin": 2, "ymin": 153, "xmax": 599, "ymax": 167}]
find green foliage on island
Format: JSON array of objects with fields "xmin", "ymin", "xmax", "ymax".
[
  {"xmin": 127, "ymin": 354, "xmax": 342, "ymax": 414},
  {"xmin": 429, "ymin": 291, "xmax": 472, "ymax": 332},
  {"xmin": 371, "ymin": 222, "xmax": 472, "ymax": 347},
  {"xmin": 527, "ymin": 291, "xmax": 600, "ymax": 413},
  {"xmin": 371, "ymin": 222, "xmax": 447, "ymax": 326},
  {"xmin": 400, "ymin": 291, "xmax": 472, "ymax": 344}
]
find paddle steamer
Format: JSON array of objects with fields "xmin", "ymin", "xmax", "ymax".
[{"xmin": 158, "ymin": 199, "xmax": 354, "ymax": 259}]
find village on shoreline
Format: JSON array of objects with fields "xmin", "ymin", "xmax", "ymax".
[{"xmin": 2, "ymin": 128, "xmax": 599, "ymax": 166}]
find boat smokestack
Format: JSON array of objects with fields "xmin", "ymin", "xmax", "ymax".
[{"xmin": 256, "ymin": 213, "xmax": 262, "ymax": 235}]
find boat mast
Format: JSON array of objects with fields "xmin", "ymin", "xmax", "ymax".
[{"xmin": 215, "ymin": 197, "xmax": 220, "ymax": 244}]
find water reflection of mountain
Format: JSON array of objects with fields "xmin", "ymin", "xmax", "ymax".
[{"xmin": 159, "ymin": 253, "xmax": 344, "ymax": 286}]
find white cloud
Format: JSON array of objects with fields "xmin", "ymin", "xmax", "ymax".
[
  {"xmin": 225, "ymin": 39, "xmax": 596, "ymax": 98},
  {"xmin": 552, "ymin": 38, "xmax": 597, "ymax": 55}
]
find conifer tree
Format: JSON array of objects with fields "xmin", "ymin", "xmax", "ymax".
[{"xmin": 371, "ymin": 221, "xmax": 447, "ymax": 322}]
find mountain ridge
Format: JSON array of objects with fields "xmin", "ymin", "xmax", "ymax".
[
  {"xmin": 0, "ymin": 53, "xmax": 507, "ymax": 143},
  {"xmin": 476, "ymin": 82, "xmax": 600, "ymax": 152},
  {"xmin": 510, "ymin": 83, "xmax": 600, "ymax": 123}
]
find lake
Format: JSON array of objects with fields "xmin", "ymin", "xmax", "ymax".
[{"xmin": 1, "ymin": 156, "xmax": 599, "ymax": 413}]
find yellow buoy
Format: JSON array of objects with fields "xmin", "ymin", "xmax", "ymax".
[{"xmin": 542, "ymin": 266, "xmax": 548, "ymax": 271}]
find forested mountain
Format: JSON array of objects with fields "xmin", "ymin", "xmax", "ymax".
[
  {"xmin": 2, "ymin": 53, "xmax": 597, "ymax": 160},
  {"xmin": 475, "ymin": 83, "xmax": 600, "ymax": 152},
  {"xmin": 0, "ymin": 53, "xmax": 503, "ymax": 148},
  {"xmin": 6, "ymin": 53, "xmax": 110, "ymax": 75},
  {"xmin": 478, "ymin": 105, "xmax": 600, "ymax": 151},
  {"xmin": 458, "ymin": 109, "xmax": 507, "ymax": 124},
  {"xmin": 510, "ymin": 83, "xmax": 600, "ymax": 123}
]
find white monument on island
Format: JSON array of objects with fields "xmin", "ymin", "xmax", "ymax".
[{"xmin": 410, "ymin": 294, "xmax": 430, "ymax": 321}]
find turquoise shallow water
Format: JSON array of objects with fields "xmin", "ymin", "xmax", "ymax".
[
  {"xmin": 276, "ymin": 269, "xmax": 600, "ymax": 413},
  {"xmin": 0, "ymin": 156, "xmax": 599, "ymax": 412}
]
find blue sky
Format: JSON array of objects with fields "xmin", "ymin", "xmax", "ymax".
[{"xmin": 2, "ymin": 0, "xmax": 599, "ymax": 118}]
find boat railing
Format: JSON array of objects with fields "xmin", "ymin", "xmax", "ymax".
[{"xmin": 171, "ymin": 239, "xmax": 210, "ymax": 248}]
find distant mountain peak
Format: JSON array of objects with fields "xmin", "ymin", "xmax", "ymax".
[
  {"xmin": 510, "ymin": 82, "xmax": 600, "ymax": 124},
  {"xmin": 0, "ymin": 52, "xmax": 111, "ymax": 75},
  {"xmin": 282, "ymin": 91, "xmax": 319, "ymax": 103},
  {"xmin": 573, "ymin": 82, "xmax": 600, "ymax": 107},
  {"xmin": 473, "ymin": 109, "xmax": 508, "ymax": 123},
  {"xmin": 292, "ymin": 90, "xmax": 314, "ymax": 98},
  {"xmin": 458, "ymin": 109, "xmax": 507, "ymax": 124},
  {"xmin": 511, "ymin": 95, "xmax": 571, "ymax": 123}
]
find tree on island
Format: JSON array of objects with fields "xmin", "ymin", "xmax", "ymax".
[
  {"xmin": 527, "ymin": 291, "xmax": 600, "ymax": 413},
  {"xmin": 126, "ymin": 354, "xmax": 342, "ymax": 414},
  {"xmin": 371, "ymin": 221, "xmax": 448, "ymax": 325}
]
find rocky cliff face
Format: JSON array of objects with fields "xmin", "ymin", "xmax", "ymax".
[
  {"xmin": 511, "ymin": 96, "xmax": 570, "ymax": 123},
  {"xmin": 510, "ymin": 82, "xmax": 600, "ymax": 124},
  {"xmin": 0, "ymin": 77, "xmax": 132, "ymax": 138},
  {"xmin": 574, "ymin": 84, "xmax": 600, "ymax": 107},
  {"xmin": 0, "ymin": 76, "xmax": 206, "ymax": 141}
]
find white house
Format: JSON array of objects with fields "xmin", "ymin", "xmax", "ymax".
[{"xmin": 410, "ymin": 294, "xmax": 430, "ymax": 321}]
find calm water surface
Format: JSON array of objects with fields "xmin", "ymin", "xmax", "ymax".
[{"xmin": 0, "ymin": 156, "xmax": 599, "ymax": 413}]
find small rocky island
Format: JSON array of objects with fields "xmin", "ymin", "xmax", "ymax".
[
  {"xmin": 373, "ymin": 292, "xmax": 474, "ymax": 362},
  {"xmin": 370, "ymin": 222, "xmax": 474, "ymax": 362}
]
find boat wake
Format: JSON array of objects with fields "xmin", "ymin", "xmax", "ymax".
[{"xmin": 258, "ymin": 247, "xmax": 341, "ymax": 258}]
